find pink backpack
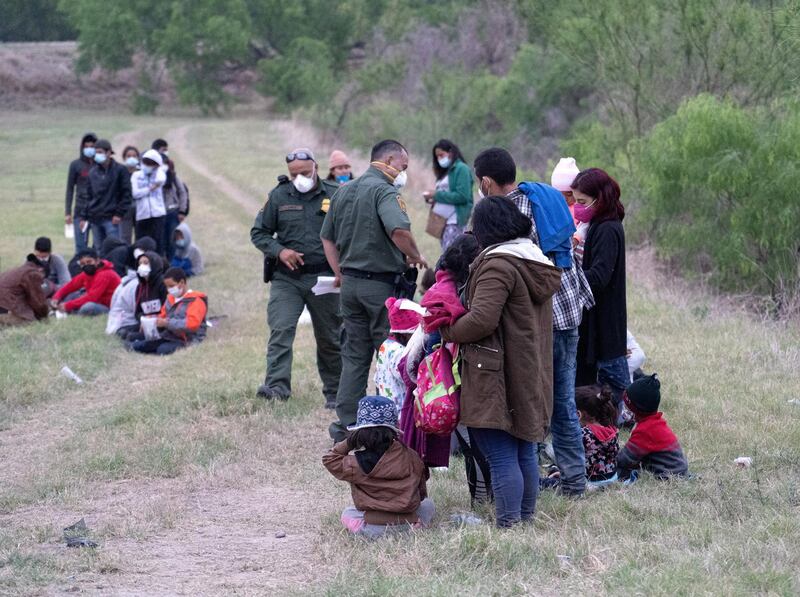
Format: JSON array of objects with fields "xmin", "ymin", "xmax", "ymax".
[{"xmin": 414, "ymin": 343, "xmax": 461, "ymax": 436}]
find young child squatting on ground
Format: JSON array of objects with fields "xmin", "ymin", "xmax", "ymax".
[
  {"xmin": 323, "ymin": 395, "xmax": 435, "ymax": 539},
  {"xmin": 618, "ymin": 374, "xmax": 689, "ymax": 480}
]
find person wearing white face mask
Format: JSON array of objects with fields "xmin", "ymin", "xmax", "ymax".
[
  {"xmin": 119, "ymin": 145, "xmax": 141, "ymax": 244},
  {"xmin": 79, "ymin": 139, "xmax": 132, "ymax": 250},
  {"xmin": 422, "ymin": 139, "xmax": 474, "ymax": 250},
  {"xmin": 250, "ymin": 147, "xmax": 343, "ymax": 408},
  {"xmin": 131, "ymin": 149, "xmax": 168, "ymax": 254},
  {"xmin": 65, "ymin": 132, "xmax": 98, "ymax": 252},
  {"xmin": 320, "ymin": 139, "xmax": 428, "ymax": 443},
  {"xmin": 131, "ymin": 266, "xmax": 207, "ymax": 355}
]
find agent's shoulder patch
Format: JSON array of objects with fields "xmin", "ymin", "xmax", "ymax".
[{"xmin": 397, "ymin": 196, "xmax": 408, "ymax": 213}]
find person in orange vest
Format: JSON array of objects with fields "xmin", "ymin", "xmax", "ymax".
[{"xmin": 131, "ymin": 267, "xmax": 207, "ymax": 355}]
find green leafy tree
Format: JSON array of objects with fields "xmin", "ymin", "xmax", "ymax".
[
  {"xmin": 1, "ymin": 0, "xmax": 75, "ymax": 41},
  {"xmin": 60, "ymin": 0, "xmax": 251, "ymax": 114}
]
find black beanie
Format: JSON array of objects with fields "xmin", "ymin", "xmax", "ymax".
[
  {"xmin": 35, "ymin": 236, "xmax": 52, "ymax": 252},
  {"xmin": 626, "ymin": 373, "xmax": 661, "ymax": 414}
]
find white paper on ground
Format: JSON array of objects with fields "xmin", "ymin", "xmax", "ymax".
[
  {"xmin": 312, "ymin": 276, "xmax": 340, "ymax": 296},
  {"xmin": 65, "ymin": 224, "xmax": 74, "ymax": 239}
]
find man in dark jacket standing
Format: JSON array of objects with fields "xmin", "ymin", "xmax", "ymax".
[
  {"xmin": 79, "ymin": 139, "xmax": 132, "ymax": 249},
  {"xmin": 65, "ymin": 132, "xmax": 97, "ymax": 252}
]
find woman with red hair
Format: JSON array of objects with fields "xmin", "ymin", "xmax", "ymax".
[{"xmin": 570, "ymin": 168, "xmax": 629, "ymax": 423}]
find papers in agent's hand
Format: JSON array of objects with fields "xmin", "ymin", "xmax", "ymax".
[{"xmin": 312, "ymin": 276, "xmax": 340, "ymax": 296}]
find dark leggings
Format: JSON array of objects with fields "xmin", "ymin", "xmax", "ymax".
[
  {"xmin": 131, "ymin": 338, "xmax": 183, "ymax": 355},
  {"xmin": 135, "ymin": 216, "xmax": 166, "ymax": 255}
]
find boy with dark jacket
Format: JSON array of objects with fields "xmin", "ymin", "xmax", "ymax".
[
  {"xmin": 65, "ymin": 132, "xmax": 97, "ymax": 252},
  {"xmin": 617, "ymin": 374, "xmax": 689, "ymax": 480},
  {"xmin": 79, "ymin": 139, "xmax": 132, "ymax": 249}
]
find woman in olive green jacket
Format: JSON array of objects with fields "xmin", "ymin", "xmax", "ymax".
[{"xmin": 423, "ymin": 139, "xmax": 474, "ymax": 249}]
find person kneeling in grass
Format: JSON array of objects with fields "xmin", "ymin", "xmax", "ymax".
[
  {"xmin": 131, "ymin": 267, "xmax": 207, "ymax": 356},
  {"xmin": 323, "ymin": 396, "xmax": 435, "ymax": 539},
  {"xmin": 617, "ymin": 374, "xmax": 689, "ymax": 481}
]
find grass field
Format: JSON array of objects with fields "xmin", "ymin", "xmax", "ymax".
[{"xmin": 1, "ymin": 109, "xmax": 799, "ymax": 596}]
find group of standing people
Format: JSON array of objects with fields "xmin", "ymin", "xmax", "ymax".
[
  {"xmin": 65, "ymin": 134, "xmax": 195, "ymax": 264},
  {"xmin": 249, "ymin": 137, "xmax": 687, "ymax": 534}
]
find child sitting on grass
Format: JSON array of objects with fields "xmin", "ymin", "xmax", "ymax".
[
  {"xmin": 575, "ymin": 385, "xmax": 620, "ymax": 488},
  {"xmin": 374, "ymin": 298, "xmax": 422, "ymax": 412},
  {"xmin": 323, "ymin": 396, "xmax": 435, "ymax": 539},
  {"xmin": 618, "ymin": 374, "xmax": 689, "ymax": 480}
]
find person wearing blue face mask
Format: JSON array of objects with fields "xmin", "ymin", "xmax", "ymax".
[
  {"xmin": 422, "ymin": 139, "xmax": 474, "ymax": 250},
  {"xmin": 79, "ymin": 139, "xmax": 133, "ymax": 250},
  {"xmin": 326, "ymin": 150, "xmax": 354, "ymax": 185},
  {"xmin": 131, "ymin": 149, "xmax": 168, "ymax": 254},
  {"xmin": 65, "ymin": 132, "xmax": 98, "ymax": 252}
]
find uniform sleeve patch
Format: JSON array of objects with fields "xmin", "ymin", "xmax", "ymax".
[
  {"xmin": 397, "ymin": 197, "xmax": 408, "ymax": 213},
  {"xmin": 321, "ymin": 198, "xmax": 331, "ymax": 213}
]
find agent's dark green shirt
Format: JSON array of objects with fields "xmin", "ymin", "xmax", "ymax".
[
  {"xmin": 251, "ymin": 177, "xmax": 339, "ymax": 265},
  {"xmin": 320, "ymin": 166, "xmax": 411, "ymax": 274}
]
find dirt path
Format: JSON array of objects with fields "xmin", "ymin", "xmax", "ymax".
[
  {"xmin": 167, "ymin": 124, "xmax": 263, "ymax": 215},
  {"xmin": 1, "ymin": 122, "xmax": 330, "ymax": 595}
]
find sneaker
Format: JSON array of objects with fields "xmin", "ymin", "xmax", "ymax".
[{"xmin": 256, "ymin": 385, "xmax": 289, "ymax": 401}]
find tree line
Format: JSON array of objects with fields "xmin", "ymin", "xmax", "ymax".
[{"xmin": 8, "ymin": 0, "xmax": 800, "ymax": 309}]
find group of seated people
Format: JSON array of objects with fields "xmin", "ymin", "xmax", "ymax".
[{"xmin": 0, "ymin": 235, "xmax": 207, "ymax": 356}]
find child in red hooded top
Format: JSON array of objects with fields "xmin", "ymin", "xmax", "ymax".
[{"xmin": 617, "ymin": 374, "xmax": 689, "ymax": 480}]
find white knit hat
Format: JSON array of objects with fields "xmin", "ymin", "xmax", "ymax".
[{"xmin": 550, "ymin": 157, "xmax": 580, "ymax": 191}]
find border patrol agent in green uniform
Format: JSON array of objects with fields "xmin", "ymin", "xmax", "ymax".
[
  {"xmin": 321, "ymin": 139, "xmax": 427, "ymax": 441},
  {"xmin": 251, "ymin": 148, "xmax": 342, "ymax": 408}
]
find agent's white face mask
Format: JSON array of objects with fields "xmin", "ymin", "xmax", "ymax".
[
  {"xmin": 137, "ymin": 264, "xmax": 151, "ymax": 278},
  {"xmin": 393, "ymin": 169, "xmax": 408, "ymax": 189},
  {"xmin": 293, "ymin": 168, "xmax": 316, "ymax": 194}
]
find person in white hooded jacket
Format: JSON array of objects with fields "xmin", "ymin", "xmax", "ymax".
[
  {"xmin": 131, "ymin": 149, "xmax": 168, "ymax": 254},
  {"xmin": 106, "ymin": 270, "xmax": 139, "ymax": 338}
]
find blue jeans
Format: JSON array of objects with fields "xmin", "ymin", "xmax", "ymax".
[
  {"xmin": 77, "ymin": 302, "xmax": 109, "ymax": 316},
  {"xmin": 551, "ymin": 328, "xmax": 586, "ymax": 494},
  {"xmin": 469, "ymin": 427, "xmax": 539, "ymax": 528},
  {"xmin": 597, "ymin": 355, "xmax": 631, "ymax": 422},
  {"xmin": 72, "ymin": 218, "xmax": 90, "ymax": 253},
  {"xmin": 90, "ymin": 219, "xmax": 119, "ymax": 249}
]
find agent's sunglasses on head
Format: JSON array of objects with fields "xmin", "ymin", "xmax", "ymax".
[{"xmin": 286, "ymin": 151, "xmax": 314, "ymax": 163}]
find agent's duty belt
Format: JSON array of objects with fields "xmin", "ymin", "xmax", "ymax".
[
  {"xmin": 341, "ymin": 268, "xmax": 399, "ymax": 285},
  {"xmin": 278, "ymin": 261, "xmax": 333, "ymax": 276}
]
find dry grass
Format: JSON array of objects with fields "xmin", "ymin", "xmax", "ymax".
[{"xmin": 1, "ymin": 109, "xmax": 799, "ymax": 595}]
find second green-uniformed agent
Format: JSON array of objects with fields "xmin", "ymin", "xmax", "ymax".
[
  {"xmin": 251, "ymin": 148, "xmax": 342, "ymax": 408},
  {"xmin": 321, "ymin": 139, "xmax": 427, "ymax": 442}
]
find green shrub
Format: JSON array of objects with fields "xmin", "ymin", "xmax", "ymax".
[{"xmin": 636, "ymin": 95, "xmax": 800, "ymax": 303}]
